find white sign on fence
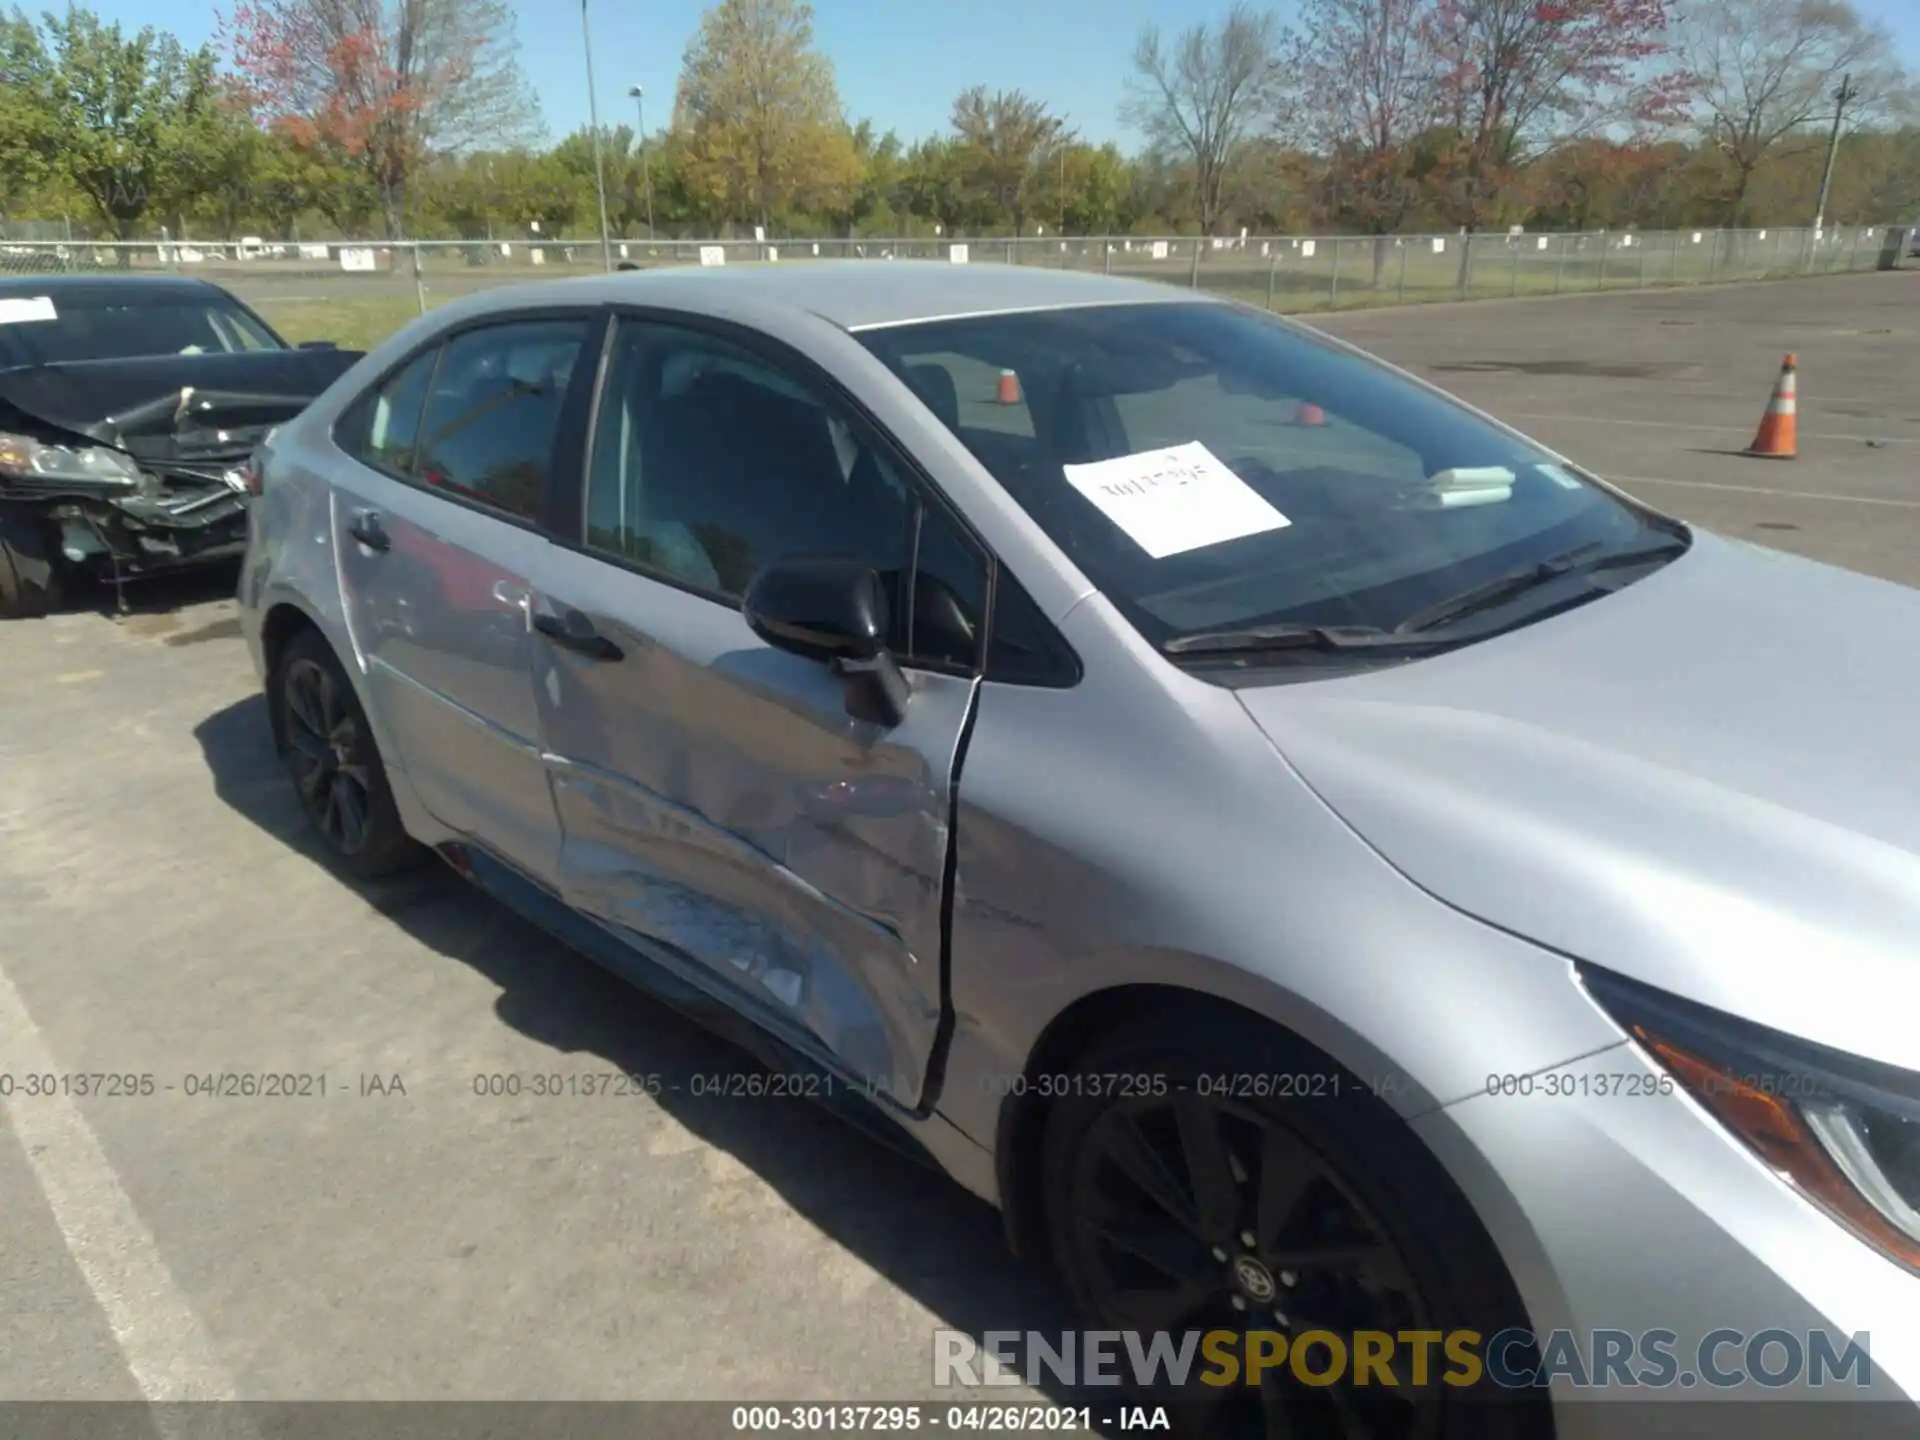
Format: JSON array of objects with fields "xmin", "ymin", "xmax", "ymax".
[
  {"xmin": 619, "ymin": 243, "xmax": 630, "ymax": 259},
  {"xmin": 753, "ymin": 226, "xmax": 766, "ymax": 243},
  {"xmin": 1432, "ymin": 237, "xmax": 1446, "ymax": 253},
  {"xmin": 299, "ymin": 243, "xmax": 329, "ymax": 260},
  {"xmin": 767, "ymin": 247, "xmax": 779, "ymax": 263},
  {"xmin": 530, "ymin": 248, "xmax": 545, "ymax": 265},
  {"xmin": 1150, "ymin": 240, "xmax": 1169, "ymax": 260},
  {"xmin": 1537, "ymin": 236, "xmax": 1550, "ymax": 250},
  {"xmin": 338, "ymin": 246, "xmax": 376, "ymax": 272},
  {"xmin": 1757, "ymin": 230, "xmax": 1767, "ymax": 240},
  {"xmin": 499, "ymin": 242, "xmax": 511, "ymax": 257},
  {"xmin": 948, "ymin": 243, "xmax": 970, "ymax": 264},
  {"xmin": 1692, "ymin": 232, "xmax": 1702, "ymax": 244},
  {"xmin": 698, "ymin": 245, "xmax": 726, "ymax": 267},
  {"xmin": 1301, "ymin": 240, "xmax": 1316, "ymax": 258},
  {"xmin": 812, "ymin": 243, "xmax": 820, "ymax": 255}
]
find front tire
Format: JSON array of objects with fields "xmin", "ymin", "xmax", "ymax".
[
  {"xmin": 271, "ymin": 629, "xmax": 425, "ymax": 880},
  {"xmin": 1040, "ymin": 1009, "xmax": 1549, "ymax": 1440},
  {"xmin": 0, "ymin": 507, "xmax": 65, "ymax": 619}
]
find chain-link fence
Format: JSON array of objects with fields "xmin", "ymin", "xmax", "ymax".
[{"xmin": 3, "ymin": 226, "xmax": 1911, "ymax": 335}]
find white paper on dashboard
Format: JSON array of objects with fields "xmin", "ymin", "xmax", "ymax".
[
  {"xmin": 1062, "ymin": 441, "xmax": 1290, "ymax": 559},
  {"xmin": 1429, "ymin": 466, "xmax": 1516, "ymax": 490},
  {"xmin": 0, "ymin": 296, "xmax": 57, "ymax": 324},
  {"xmin": 1536, "ymin": 462, "xmax": 1585, "ymax": 490}
]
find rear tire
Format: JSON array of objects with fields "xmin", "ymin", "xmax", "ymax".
[
  {"xmin": 270, "ymin": 629, "xmax": 426, "ymax": 880},
  {"xmin": 1040, "ymin": 1008, "xmax": 1550, "ymax": 1440},
  {"xmin": 0, "ymin": 507, "xmax": 65, "ymax": 619}
]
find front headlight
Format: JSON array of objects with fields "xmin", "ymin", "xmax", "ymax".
[
  {"xmin": 0, "ymin": 431, "xmax": 142, "ymax": 489},
  {"xmin": 1583, "ymin": 965, "xmax": 1920, "ymax": 1274}
]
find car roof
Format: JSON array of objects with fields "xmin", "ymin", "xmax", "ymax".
[
  {"xmin": 451, "ymin": 260, "xmax": 1214, "ymax": 333},
  {"xmin": 0, "ymin": 272, "xmax": 229, "ymax": 302}
]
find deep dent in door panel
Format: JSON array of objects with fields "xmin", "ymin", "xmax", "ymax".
[
  {"xmin": 533, "ymin": 582, "xmax": 976, "ymax": 1109},
  {"xmin": 550, "ymin": 758, "xmax": 936, "ymax": 1084}
]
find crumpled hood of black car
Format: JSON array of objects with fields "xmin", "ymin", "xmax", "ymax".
[{"xmin": 0, "ymin": 347, "xmax": 362, "ymax": 456}]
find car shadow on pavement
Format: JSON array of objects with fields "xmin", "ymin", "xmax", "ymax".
[
  {"xmin": 68, "ymin": 559, "xmax": 243, "ymax": 620},
  {"xmin": 192, "ymin": 693, "xmax": 1094, "ymax": 1412}
]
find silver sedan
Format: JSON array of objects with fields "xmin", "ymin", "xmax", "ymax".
[{"xmin": 237, "ymin": 261, "xmax": 1920, "ymax": 1437}]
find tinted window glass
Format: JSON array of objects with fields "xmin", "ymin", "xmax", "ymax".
[
  {"xmin": 987, "ymin": 572, "xmax": 1079, "ymax": 687},
  {"xmin": 0, "ymin": 292, "xmax": 283, "ymax": 365},
  {"xmin": 860, "ymin": 303, "xmax": 1673, "ymax": 652},
  {"xmin": 585, "ymin": 320, "xmax": 988, "ymax": 669},
  {"xmin": 415, "ymin": 319, "xmax": 587, "ymax": 521},
  {"xmin": 344, "ymin": 349, "xmax": 437, "ymax": 475},
  {"xmin": 909, "ymin": 501, "xmax": 986, "ymax": 669}
]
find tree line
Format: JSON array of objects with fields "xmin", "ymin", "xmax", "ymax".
[{"xmin": 1, "ymin": 0, "xmax": 1916, "ymax": 244}]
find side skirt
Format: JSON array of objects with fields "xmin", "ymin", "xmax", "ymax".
[{"xmin": 441, "ymin": 840, "xmax": 950, "ymax": 1176}]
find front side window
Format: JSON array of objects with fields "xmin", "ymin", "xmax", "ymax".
[
  {"xmin": 583, "ymin": 319, "xmax": 987, "ymax": 669},
  {"xmin": 861, "ymin": 302, "xmax": 1683, "ymax": 664},
  {"xmin": 414, "ymin": 318, "xmax": 588, "ymax": 522}
]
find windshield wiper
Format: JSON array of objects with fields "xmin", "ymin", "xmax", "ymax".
[
  {"xmin": 1163, "ymin": 532, "xmax": 1691, "ymax": 660},
  {"xmin": 1162, "ymin": 623, "xmax": 1460, "ymax": 658},
  {"xmin": 1397, "ymin": 534, "xmax": 1689, "ymax": 635}
]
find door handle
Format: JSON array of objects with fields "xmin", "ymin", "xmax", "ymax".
[
  {"xmin": 533, "ymin": 608, "xmax": 624, "ymax": 662},
  {"xmin": 346, "ymin": 510, "xmax": 390, "ymax": 552}
]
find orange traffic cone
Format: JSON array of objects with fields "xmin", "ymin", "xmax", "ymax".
[
  {"xmin": 1746, "ymin": 354, "xmax": 1797, "ymax": 459},
  {"xmin": 995, "ymin": 369, "xmax": 1021, "ymax": 405},
  {"xmin": 1296, "ymin": 401, "xmax": 1326, "ymax": 427}
]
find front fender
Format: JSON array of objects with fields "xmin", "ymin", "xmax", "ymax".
[{"xmin": 934, "ymin": 597, "xmax": 1628, "ymax": 1192}]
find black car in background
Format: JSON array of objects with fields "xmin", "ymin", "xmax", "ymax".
[{"xmin": 0, "ymin": 273, "xmax": 362, "ymax": 617}]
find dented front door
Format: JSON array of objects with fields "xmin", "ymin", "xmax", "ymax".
[{"xmin": 529, "ymin": 553, "xmax": 970, "ymax": 1110}]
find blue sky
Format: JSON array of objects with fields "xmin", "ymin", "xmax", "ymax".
[{"xmin": 77, "ymin": 0, "xmax": 1920, "ymax": 150}]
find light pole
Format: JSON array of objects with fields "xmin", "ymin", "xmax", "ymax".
[
  {"xmin": 1812, "ymin": 72, "xmax": 1861, "ymax": 234},
  {"xmin": 580, "ymin": 0, "xmax": 613, "ymax": 270},
  {"xmin": 628, "ymin": 85, "xmax": 655, "ymax": 238}
]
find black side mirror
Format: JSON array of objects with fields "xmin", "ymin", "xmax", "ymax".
[{"xmin": 744, "ymin": 557, "xmax": 909, "ymax": 725}]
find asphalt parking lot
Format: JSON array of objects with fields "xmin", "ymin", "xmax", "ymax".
[
  {"xmin": 1317, "ymin": 269, "xmax": 1920, "ymax": 589},
  {"xmin": 2, "ymin": 268, "xmax": 1916, "ymax": 1419}
]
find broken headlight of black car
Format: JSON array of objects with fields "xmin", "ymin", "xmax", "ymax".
[{"xmin": 0, "ymin": 432, "xmax": 143, "ymax": 491}]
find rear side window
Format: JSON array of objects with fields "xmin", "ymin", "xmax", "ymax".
[
  {"xmin": 342, "ymin": 349, "xmax": 437, "ymax": 475},
  {"xmin": 414, "ymin": 319, "xmax": 588, "ymax": 521}
]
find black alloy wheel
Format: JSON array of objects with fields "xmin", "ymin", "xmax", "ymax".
[
  {"xmin": 283, "ymin": 653, "xmax": 374, "ymax": 855},
  {"xmin": 1071, "ymin": 1094, "xmax": 1438, "ymax": 1440},
  {"xmin": 272, "ymin": 629, "xmax": 423, "ymax": 879},
  {"xmin": 1043, "ymin": 1014, "xmax": 1550, "ymax": 1440}
]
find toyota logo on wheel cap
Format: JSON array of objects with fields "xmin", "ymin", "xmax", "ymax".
[{"xmin": 1231, "ymin": 1255, "xmax": 1278, "ymax": 1303}]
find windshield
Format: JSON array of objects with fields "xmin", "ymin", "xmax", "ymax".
[
  {"xmin": 859, "ymin": 302, "xmax": 1674, "ymax": 653},
  {"xmin": 0, "ymin": 291, "xmax": 286, "ymax": 367}
]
